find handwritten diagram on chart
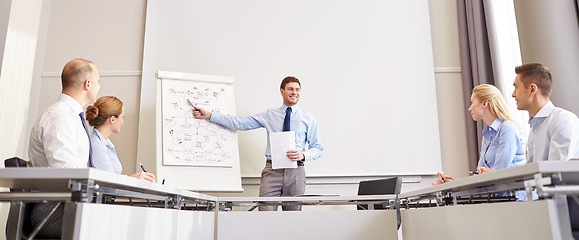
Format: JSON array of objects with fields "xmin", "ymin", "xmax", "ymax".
[{"xmin": 161, "ymin": 78, "xmax": 236, "ymax": 167}]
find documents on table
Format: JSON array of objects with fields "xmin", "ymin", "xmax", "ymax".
[{"xmin": 269, "ymin": 131, "xmax": 297, "ymax": 169}]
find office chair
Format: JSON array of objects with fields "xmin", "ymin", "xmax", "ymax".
[
  {"xmin": 4, "ymin": 157, "xmax": 34, "ymax": 239},
  {"xmin": 5, "ymin": 157, "xmax": 63, "ymax": 240},
  {"xmin": 357, "ymin": 177, "xmax": 402, "ymax": 229},
  {"xmin": 4, "ymin": 157, "xmax": 28, "ymax": 168}
]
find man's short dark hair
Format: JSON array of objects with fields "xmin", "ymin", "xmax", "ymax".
[
  {"xmin": 515, "ymin": 63, "xmax": 552, "ymax": 97},
  {"xmin": 280, "ymin": 76, "xmax": 301, "ymax": 90}
]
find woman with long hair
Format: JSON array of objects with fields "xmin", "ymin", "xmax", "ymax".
[{"xmin": 435, "ymin": 84, "xmax": 525, "ymax": 184}]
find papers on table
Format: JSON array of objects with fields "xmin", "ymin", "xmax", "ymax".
[{"xmin": 269, "ymin": 131, "xmax": 297, "ymax": 169}]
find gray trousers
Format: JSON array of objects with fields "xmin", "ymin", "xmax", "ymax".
[{"xmin": 258, "ymin": 163, "xmax": 305, "ymax": 211}]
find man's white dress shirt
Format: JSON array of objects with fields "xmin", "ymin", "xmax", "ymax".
[
  {"xmin": 29, "ymin": 94, "xmax": 90, "ymax": 168},
  {"xmin": 527, "ymin": 101, "xmax": 579, "ymax": 162}
]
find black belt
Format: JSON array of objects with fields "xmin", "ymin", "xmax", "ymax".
[{"xmin": 266, "ymin": 159, "xmax": 304, "ymax": 166}]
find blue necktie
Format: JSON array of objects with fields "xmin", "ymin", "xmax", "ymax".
[
  {"xmin": 283, "ymin": 107, "xmax": 292, "ymax": 131},
  {"xmin": 79, "ymin": 112, "xmax": 94, "ymax": 167}
]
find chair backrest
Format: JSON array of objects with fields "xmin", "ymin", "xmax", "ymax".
[
  {"xmin": 4, "ymin": 157, "xmax": 28, "ymax": 168},
  {"xmin": 4, "ymin": 157, "xmax": 34, "ymax": 239}
]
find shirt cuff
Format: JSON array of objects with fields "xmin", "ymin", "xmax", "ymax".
[{"xmin": 209, "ymin": 112, "xmax": 219, "ymax": 123}]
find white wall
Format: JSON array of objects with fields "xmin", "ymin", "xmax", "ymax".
[
  {"xmin": 212, "ymin": 0, "xmax": 469, "ymax": 199},
  {"xmin": 140, "ymin": 0, "xmax": 443, "ymax": 179},
  {"xmin": 35, "ymin": 0, "xmax": 147, "ymax": 176},
  {"xmin": 0, "ymin": 0, "xmax": 11, "ymax": 70},
  {"xmin": 0, "ymin": 0, "xmax": 51, "ymax": 238},
  {"xmin": 513, "ymin": 0, "xmax": 579, "ymax": 115},
  {"xmin": 1, "ymin": 2, "xmax": 468, "ymax": 234},
  {"xmin": 429, "ymin": 0, "xmax": 469, "ymax": 180}
]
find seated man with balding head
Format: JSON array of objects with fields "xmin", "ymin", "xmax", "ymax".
[
  {"xmin": 29, "ymin": 58, "xmax": 101, "ymax": 168},
  {"xmin": 28, "ymin": 58, "xmax": 101, "ymax": 238}
]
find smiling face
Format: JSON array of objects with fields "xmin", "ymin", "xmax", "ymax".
[
  {"xmin": 281, "ymin": 82, "xmax": 300, "ymax": 106},
  {"xmin": 468, "ymin": 93, "xmax": 486, "ymax": 121}
]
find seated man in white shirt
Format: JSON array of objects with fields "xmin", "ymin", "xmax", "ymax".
[
  {"xmin": 29, "ymin": 59, "xmax": 100, "ymax": 168},
  {"xmin": 511, "ymin": 63, "xmax": 579, "ymax": 161},
  {"xmin": 28, "ymin": 58, "xmax": 101, "ymax": 238},
  {"xmin": 511, "ymin": 63, "xmax": 579, "ymax": 237}
]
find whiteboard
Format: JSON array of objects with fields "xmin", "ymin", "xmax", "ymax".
[
  {"xmin": 160, "ymin": 76, "xmax": 236, "ymax": 167},
  {"xmin": 155, "ymin": 71, "xmax": 242, "ymax": 192},
  {"xmin": 139, "ymin": 0, "xmax": 442, "ymax": 181}
]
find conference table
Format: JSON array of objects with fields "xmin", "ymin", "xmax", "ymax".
[
  {"xmin": 0, "ymin": 168, "xmax": 217, "ymax": 239},
  {"xmin": 0, "ymin": 168, "xmax": 398, "ymax": 240},
  {"xmin": 399, "ymin": 161, "xmax": 579, "ymax": 240},
  {"xmin": 1, "ymin": 161, "xmax": 577, "ymax": 240}
]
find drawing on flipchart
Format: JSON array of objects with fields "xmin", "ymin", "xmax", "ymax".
[{"xmin": 161, "ymin": 80, "xmax": 235, "ymax": 167}]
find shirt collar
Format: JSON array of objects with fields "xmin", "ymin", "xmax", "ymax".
[
  {"xmin": 535, "ymin": 101, "xmax": 555, "ymax": 118},
  {"xmin": 93, "ymin": 128, "xmax": 114, "ymax": 147},
  {"xmin": 529, "ymin": 101, "xmax": 555, "ymax": 123},
  {"xmin": 59, "ymin": 93, "xmax": 84, "ymax": 115},
  {"xmin": 282, "ymin": 104, "xmax": 299, "ymax": 113},
  {"xmin": 93, "ymin": 128, "xmax": 103, "ymax": 140},
  {"xmin": 489, "ymin": 118, "xmax": 503, "ymax": 131}
]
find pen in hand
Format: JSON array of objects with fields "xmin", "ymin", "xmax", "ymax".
[
  {"xmin": 187, "ymin": 99, "xmax": 197, "ymax": 111},
  {"xmin": 437, "ymin": 172, "xmax": 446, "ymax": 183},
  {"xmin": 139, "ymin": 163, "xmax": 147, "ymax": 172}
]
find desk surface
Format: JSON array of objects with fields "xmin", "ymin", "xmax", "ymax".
[
  {"xmin": 400, "ymin": 161, "xmax": 579, "ymax": 199},
  {"xmin": 219, "ymin": 194, "xmax": 395, "ymax": 202},
  {"xmin": 0, "ymin": 168, "xmax": 217, "ymax": 201},
  {"xmin": 2, "ymin": 162, "xmax": 578, "ymax": 203}
]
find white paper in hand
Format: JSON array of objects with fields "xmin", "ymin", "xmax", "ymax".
[{"xmin": 269, "ymin": 131, "xmax": 297, "ymax": 169}]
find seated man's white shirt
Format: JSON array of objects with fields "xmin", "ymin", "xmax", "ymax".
[
  {"xmin": 29, "ymin": 94, "xmax": 90, "ymax": 168},
  {"xmin": 527, "ymin": 101, "xmax": 579, "ymax": 162}
]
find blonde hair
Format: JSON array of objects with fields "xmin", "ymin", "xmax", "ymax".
[
  {"xmin": 85, "ymin": 96, "xmax": 123, "ymax": 127},
  {"xmin": 472, "ymin": 84, "xmax": 514, "ymax": 122}
]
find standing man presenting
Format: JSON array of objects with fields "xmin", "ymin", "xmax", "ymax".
[
  {"xmin": 511, "ymin": 63, "xmax": 579, "ymax": 238},
  {"xmin": 193, "ymin": 76, "xmax": 323, "ymax": 211}
]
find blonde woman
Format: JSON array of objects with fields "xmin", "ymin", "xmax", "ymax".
[
  {"xmin": 86, "ymin": 96, "xmax": 156, "ymax": 182},
  {"xmin": 436, "ymin": 84, "xmax": 525, "ymax": 184}
]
